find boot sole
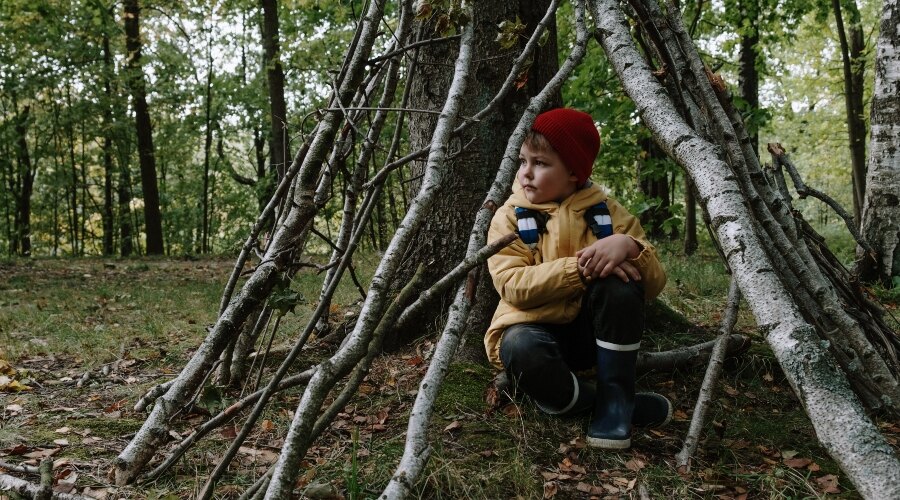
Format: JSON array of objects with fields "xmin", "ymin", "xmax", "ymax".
[{"xmin": 586, "ymin": 436, "xmax": 631, "ymax": 449}]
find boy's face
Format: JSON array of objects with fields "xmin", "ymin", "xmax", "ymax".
[{"xmin": 517, "ymin": 141, "xmax": 579, "ymax": 204}]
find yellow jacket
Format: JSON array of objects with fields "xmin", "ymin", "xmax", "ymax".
[{"xmin": 485, "ymin": 181, "xmax": 666, "ymax": 369}]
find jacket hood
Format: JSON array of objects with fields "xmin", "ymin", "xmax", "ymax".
[{"xmin": 508, "ymin": 180, "xmax": 607, "ymax": 212}]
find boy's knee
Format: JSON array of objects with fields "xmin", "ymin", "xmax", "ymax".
[
  {"xmin": 586, "ymin": 276, "xmax": 644, "ymax": 310},
  {"xmin": 499, "ymin": 324, "xmax": 555, "ymax": 372}
]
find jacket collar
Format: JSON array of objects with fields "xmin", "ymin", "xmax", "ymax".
[{"xmin": 508, "ymin": 180, "xmax": 607, "ymax": 212}]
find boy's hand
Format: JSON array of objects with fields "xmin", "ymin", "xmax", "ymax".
[{"xmin": 576, "ymin": 234, "xmax": 642, "ymax": 282}]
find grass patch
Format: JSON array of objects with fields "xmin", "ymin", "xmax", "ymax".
[{"xmin": 0, "ymin": 244, "xmax": 896, "ymax": 498}]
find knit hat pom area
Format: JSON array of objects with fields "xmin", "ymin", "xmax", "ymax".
[{"xmin": 531, "ymin": 108, "xmax": 600, "ymax": 185}]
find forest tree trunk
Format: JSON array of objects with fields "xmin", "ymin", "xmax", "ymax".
[
  {"xmin": 858, "ymin": 0, "xmax": 900, "ymax": 285},
  {"xmin": 124, "ymin": 0, "xmax": 164, "ymax": 255},
  {"xmin": 13, "ymin": 104, "xmax": 33, "ymax": 257},
  {"xmin": 738, "ymin": 0, "xmax": 759, "ymax": 154},
  {"xmin": 833, "ymin": 0, "xmax": 868, "ymax": 225},
  {"xmin": 261, "ymin": 0, "xmax": 291, "ymax": 186},
  {"xmin": 102, "ymin": 29, "xmax": 116, "ymax": 256}
]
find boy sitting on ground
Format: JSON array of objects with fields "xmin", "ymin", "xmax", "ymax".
[{"xmin": 485, "ymin": 108, "xmax": 670, "ymax": 449}]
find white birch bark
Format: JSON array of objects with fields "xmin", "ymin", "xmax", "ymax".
[
  {"xmin": 590, "ymin": 0, "xmax": 900, "ymax": 497},
  {"xmin": 0, "ymin": 474, "xmax": 88, "ymax": 500},
  {"xmin": 379, "ymin": 2, "xmax": 589, "ymax": 497},
  {"xmin": 860, "ymin": 0, "xmax": 900, "ymax": 284}
]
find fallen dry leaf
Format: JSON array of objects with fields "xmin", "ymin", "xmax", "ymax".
[
  {"xmin": 261, "ymin": 419, "xmax": 276, "ymax": 432},
  {"xmin": 625, "ymin": 458, "xmax": 646, "ymax": 471},
  {"xmin": 576, "ymin": 482, "xmax": 604, "ymax": 495},
  {"xmin": 541, "ymin": 471, "xmax": 559, "ymax": 481},
  {"xmin": 82, "ymin": 487, "xmax": 109, "ymax": 499},
  {"xmin": 816, "ymin": 474, "xmax": 840, "ymax": 494},
  {"xmin": 443, "ymin": 421, "xmax": 462, "ymax": 433},
  {"xmin": 23, "ymin": 448, "xmax": 60, "ymax": 460},
  {"xmin": 542, "ymin": 481, "xmax": 559, "ymax": 498},
  {"xmin": 784, "ymin": 457, "xmax": 812, "ymax": 468},
  {"xmin": 238, "ymin": 446, "xmax": 279, "ymax": 464}
]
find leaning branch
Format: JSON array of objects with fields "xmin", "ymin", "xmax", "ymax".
[{"xmin": 676, "ymin": 279, "xmax": 741, "ymax": 471}]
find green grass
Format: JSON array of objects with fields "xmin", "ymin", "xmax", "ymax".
[{"xmin": 0, "ymin": 241, "xmax": 897, "ymax": 498}]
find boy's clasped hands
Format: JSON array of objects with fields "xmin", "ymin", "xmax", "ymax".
[{"xmin": 576, "ymin": 233, "xmax": 642, "ymax": 284}]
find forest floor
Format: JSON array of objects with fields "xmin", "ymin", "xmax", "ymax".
[{"xmin": 1, "ymin": 243, "xmax": 898, "ymax": 499}]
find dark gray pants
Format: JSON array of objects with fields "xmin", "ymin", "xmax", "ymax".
[{"xmin": 498, "ymin": 276, "xmax": 645, "ymax": 411}]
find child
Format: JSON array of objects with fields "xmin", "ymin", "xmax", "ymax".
[{"xmin": 485, "ymin": 108, "xmax": 670, "ymax": 449}]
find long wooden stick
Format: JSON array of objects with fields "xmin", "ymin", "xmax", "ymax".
[{"xmin": 676, "ymin": 279, "xmax": 741, "ymax": 472}]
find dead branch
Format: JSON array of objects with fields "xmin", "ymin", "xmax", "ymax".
[
  {"xmin": 767, "ymin": 143, "xmax": 873, "ymax": 256},
  {"xmin": 261, "ymin": 8, "xmax": 476, "ymax": 496},
  {"xmin": 114, "ymin": 0, "xmax": 389, "ymax": 486},
  {"xmin": 134, "ymin": 380, "xmax": 175, "ymax": 412},
  {"xmin": 676, "ymin": 279, "xmax": 741, "ymax": 472},
  {"xmin": 143, "ymin": 367, "xmax": 316, "ymax": 482},
  {"xmin": 636, "ymin": 333, "xmax": 749, "ymax": 374},
  {"xmin": 0, "ymin": 472, "xmax": 86, "ymax": 500}
]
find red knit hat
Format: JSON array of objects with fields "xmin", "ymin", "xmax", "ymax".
[{"xmin": 531, "ymin": 108, "xmax": 600, "ymax": 185}]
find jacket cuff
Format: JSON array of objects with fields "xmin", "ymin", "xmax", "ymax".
[
  {"xmin": 626, "ymin": 236, "xmax": 654, "ymax": 268},
  {"xmin": 564, "ymin": 257, "xmax": 586, "ymax": 291}
]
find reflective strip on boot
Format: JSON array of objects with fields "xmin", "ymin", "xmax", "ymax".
[{"xmin": 595, "ymin": 339, "xmax": 641, "ymax": 351}]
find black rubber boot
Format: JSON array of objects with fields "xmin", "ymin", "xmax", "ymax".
[
  {"xmin": 633, "ymin": 392, "xmax": 672, "ymax": 428},
  {"xmin": 536, "ymin": 373, "xmax": 596, "ymax": 417},
  {"xmin": 587, "ymin": 346, "xmax": 637, "ymax": 449}
]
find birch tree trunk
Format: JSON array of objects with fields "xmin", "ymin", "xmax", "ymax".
[
  {"xmin": 858, "ymin": 0, "xmax": 900, "ymax": 285},
  {"xmin": 590, "ymin": 0, "xmax": 900, "ymax": 497}
]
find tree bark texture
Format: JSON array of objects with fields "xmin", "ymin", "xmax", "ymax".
[
  {"xmin": 12, "ymin": 104, "xmax": 33, "ymax": 257},
  {"xmin": 123, "ymin": 0, "xmax": 164, "ymax": 255},
  {"xmin": 591, "ymin": 0, "xmax": 900, "ymax": 496},
  {"xmin": 833, "ymin": 0, "xmax": 868, "ymax": 225},
  {"xmin": 391, "ymin": 0, "xmax": 562, "ymax": 352},
  {"xmin": 859, "ymin": 0, "xmax": 900, "ymax": 285},
  {"xmin": 102, "ymin": 28, "xmax": 116, "ymax": 255},
  {"xmin": 737, "ymin": 0, "xmax": 759, "ymax": 154},
  {"xmin": 261, "ymin": 0, "xmax": 291, "ymax": 184}
]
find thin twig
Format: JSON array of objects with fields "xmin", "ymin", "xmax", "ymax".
[
  {"xmin": 368, "ymin": 34, "xmax": 461, "ymax": 64},
  {"xmin": 676, "ymin": 279, "xmax": 741, "ymax": 472},
  {"xmin": 768, "ymin": 143, "xmax": 873, "ymax": 256}
]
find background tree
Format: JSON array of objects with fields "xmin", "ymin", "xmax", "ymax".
[
  {"xmin": 858, "ymin": 0, "xmax": 899, "ymax": 285},
  {"xmin": 123, "ymin": 0, "xmax": 164, "ymax": 254},
  {"xmin": 833, "ymin": 0, "xmax": 869, "ymax": 225}
]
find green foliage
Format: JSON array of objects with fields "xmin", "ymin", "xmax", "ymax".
[
  {"xmin": 269, "ymin": 274, "xmax": 306, "ymax": 317},
  {"xmin": 0, "ymin": 0, "xmax": 883, "ymax": 262}
]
